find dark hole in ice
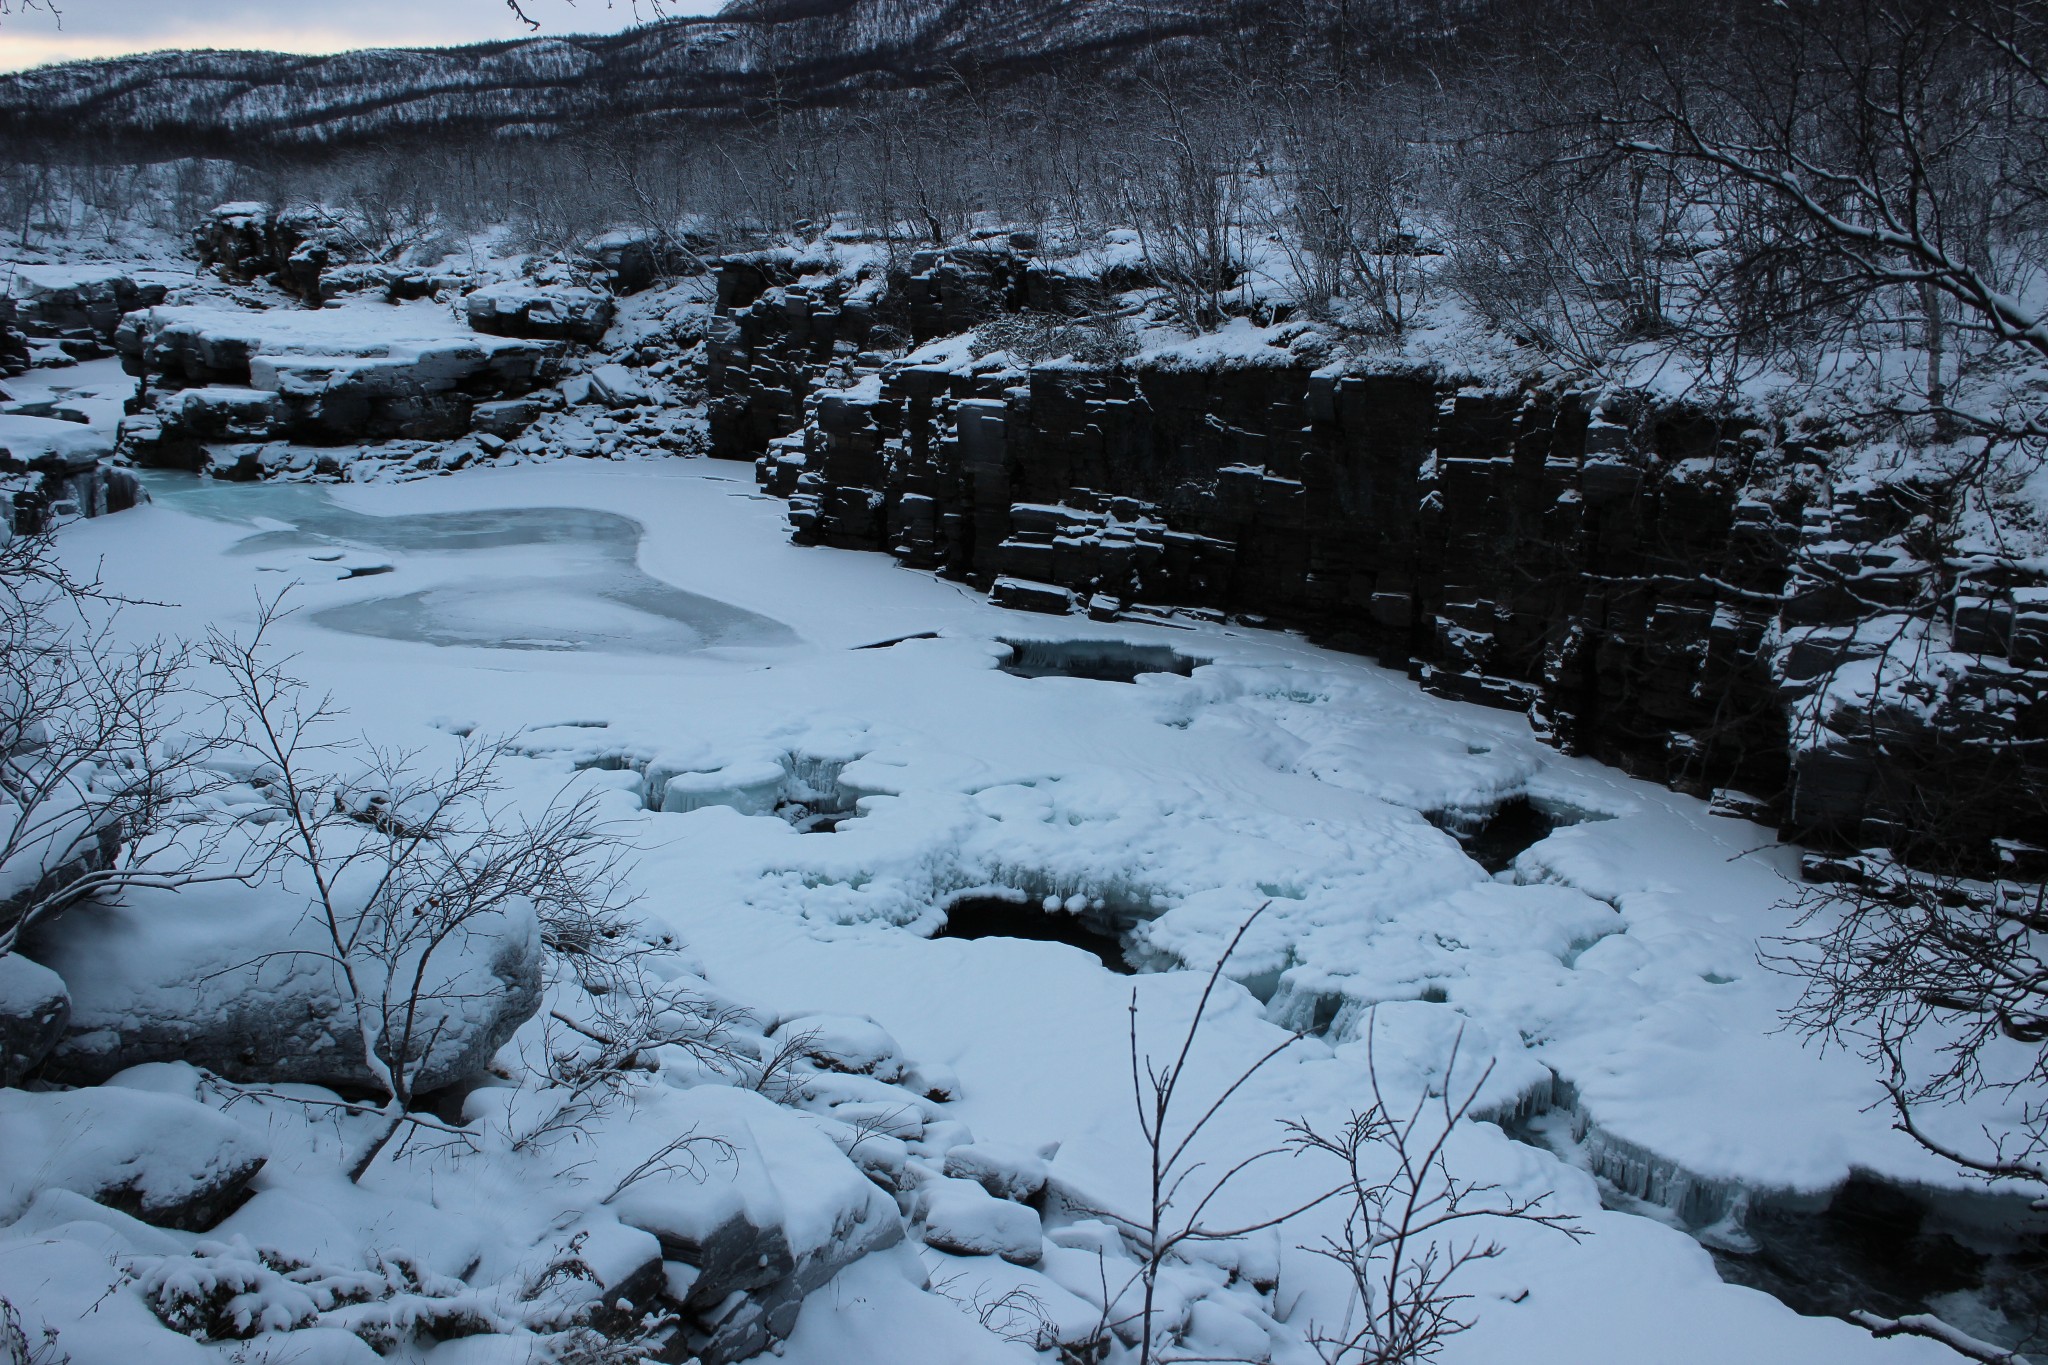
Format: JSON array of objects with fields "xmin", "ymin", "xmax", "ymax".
[
  {"xmin": 341, "ymin": 564, "xmax": 395, "ymax": 579},
  {"xmin": 1428, "ymin": 798, "xmax": 1558, "ymax": 874},
  {"xmin": 854, "ymin": 631, "xmax": 941, "ymax": 650},
  {"xmin": 774, "ymin": 799, "xmax": 842, "ymax": 834},
  {"xmin": 935, "ymin": 896, "xmax": 1135, "ymax": 974},
  {"xmin": 1709, "ymin": 1175, "xmax": 2046, "ymax": 1342},
  {"xmin": 998, "ymin": 639, "xmax": 1205, "ymax": 684}
]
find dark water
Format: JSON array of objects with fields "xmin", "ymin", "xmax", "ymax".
[
  {"xmin": 935, "ymin": 895, "xmax": 1136, "ymax": 974},
  {"xmin": 1710, "ymin": 1176, "xmax": 2046, "ymax": 1346},
  {"xmin": 998, "ymin": 638, "xmax": 1205, "ymax": 683},
  {"xmin": 1428, "ymin": 797, "xmax": 1559, "ymax": 873}
]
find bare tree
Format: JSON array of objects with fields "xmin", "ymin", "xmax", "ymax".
[
  {"xmin": 0, "ymin": 0, "xmax": 63, "ymax": 24},
  {"xmin": 203, "ymin": 599, "xmax": 634, "ymax": 1182},
  {"xmin": 1286, "ymin": 1017, "xmax": 1582, "ymax": 1365},
  {"xmin": 503, "ymin": 0, "xmax": 673, "ymax": 30},
  {"xmin": 1603, "ymin": 0, "xmax": 2048, "ymax": 435},
  {"xmin": 0, "ymin": 536, "xmax": 241, "ymax": 961},
  {"xmin": 1777, "ymin": 843, "xmax": 2047, "ymax": 1209},
  {"xmin": 1120, "ymin": 903, "xmax": 1338, "ymax": 1364},
  {"xmin": 1270, "ymin": 81, "xmax": 1443, "ymax": 333},
  {"xmin": 1117, "ymin": 74, "xmax": 1256, "ymax": 332}
]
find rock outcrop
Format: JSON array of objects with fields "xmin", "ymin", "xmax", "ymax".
[
  {"xmin": 35, "ymin": 880, "xmax": 543, "ymax": 1094},
  {"xmin": 0, "ymin": 413, "xmax": 142, "ymax": 530},
  {"xmin": 192, "ymin": 202, "xmax": 449, "ymax": 306},
  {"xmin": 708, "ymin": 248, "xmax": 2048, "ymax": 863},
  {"xmin": 602, "ymin": 1085, "xmax": 906, "ymax": 1364},
  {"xmin": 0, "ymin": 264, "xmax": 170, "ymax": 359},
  {"xmin": 0, "ymin": 1081, "xmax": 266, "ymax": 1230},
  {"xmin": 116, "ymin": 302, "xmax": 563, "ymax": 463},
  {"xmin": 0, "ymin": 953, "xmax": 68, "ymax": 1087},
  {"xmin": 464, "ymin": 280, "xmax": 616, "ymax": 345}
]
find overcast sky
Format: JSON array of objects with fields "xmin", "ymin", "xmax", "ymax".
[{"xmin": 0, "ymin": 0, "xmax": 727, "ymax": 72}]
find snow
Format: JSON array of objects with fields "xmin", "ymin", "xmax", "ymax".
[
  {"xmin": 0, "ymin": 1083, "xmax": 265, "ymax": 1224},
  {"xmin": 132, "ymin": 300, "xmax": 534, "ymax": 362},
  {"xmin": 942, "ymin": 1142, "xmax": 1051, "ymax": 1203},
  {"xmin": 915, "ymin": 1178, "xmax": 1044, "ymax": 1264},
  {"xmin": 3, "ymin": 456, "xmax": 1994, "ymax": 1363},
  {"xmin": 0, "ymin": 412, "xmax": 114, "ymax": 463}
]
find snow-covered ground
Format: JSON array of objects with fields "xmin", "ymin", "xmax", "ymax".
[{"xmin": 8, "ymin": 446, "xmax": 2006, "ymax": 1362}]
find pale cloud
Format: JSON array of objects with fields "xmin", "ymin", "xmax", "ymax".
[{"xmin": 0, "ymin": 0, "xmax": 726, "ymax": 73}]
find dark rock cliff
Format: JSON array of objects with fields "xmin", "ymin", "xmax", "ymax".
[{"xmin": 707, "ymin": 247, "xmax": 2048, "ymax": 864}]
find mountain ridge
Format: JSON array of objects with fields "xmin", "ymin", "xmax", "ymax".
[{"xmin": 0, "ymin": 0, "xmax": 1258, "ymax": 147}]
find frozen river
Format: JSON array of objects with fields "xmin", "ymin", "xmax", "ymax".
[{"xmin": 141, "ymin": 472, "xmax": 799, "ymax": 654}]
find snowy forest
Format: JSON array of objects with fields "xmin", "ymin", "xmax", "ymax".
[{"xmin": 0, "ymin": 0, "xmax": 2045, "ymax": 1362}]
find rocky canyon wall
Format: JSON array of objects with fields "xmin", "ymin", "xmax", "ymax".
[{"xmin": 706, "ymin": 247, "xmax": 2048, "ymax": 864}]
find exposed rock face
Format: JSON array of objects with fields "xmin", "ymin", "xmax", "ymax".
[
  {"xmin": 0, "ymin": 265, "xmax": 170, "ymax": 359},
  {"xmin": 464, "ymin": 280, "xmax": 616, "ymax": 345},
  {"xmin": 710, "ymin": 252, "xmax": 2048, "ymax": 861},
  {"xmin": 192, "ymin": 202, "xmax": 457, "ymax": 305},
  {"xmin": 0, "ymin": 1081, "xmax": 266, "ymax": 1230},
  {"xmin": 0, "ymin": 314, "xmax": 28, "ymax": 376},
  {"xmin": 116, "ymin": 303, "xmax": 563, "ymax": 462},
  {"xmin": 192, "ymin": 202, "xmax": 278, "ymax": 283},
  {"xmin": 706, "ymin": 244, "xmax": 1083, "ymax": 464},
  {"xmin": 580, "ymin": 229, "xmax": 701, "ymax": 294},
  {"xmin": 0, "ymin": 412, "xmax": 142, "ymax": 531},
  {"xmin": 0, "ymin": 953, "xmax": 68, "ymax": 1087},
  {"xmin": 35, "ymin": 881, "xmax": 544, "ymax": 1094},
  {"xmin": 605, "ymin": 1085, "xmax": 906, "ymax": 1365}
]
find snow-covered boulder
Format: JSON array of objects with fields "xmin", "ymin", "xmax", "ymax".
[
  {"xmin": 769, "ymin": 1013, "xmax": 908, "ymax": 1082},
  {"xmin": 587, "ymin": 362, "xmax": 653, "ymax": 409},
  {"xmin": 914, "ymin": 1176, "xmax": 1044, "ymax": 1264},
  {"xmin": 464, "ymin": 281, "xmax": 615, "ymax": 345},
  {"xmin": 942, "ymin": 1141, "xmax": 1050, "ymax": 1204},
  {"xmin": 34, "ymin": 880, "xmax": 542, "ymax": 1093},
  {"xmin": 0, "ymin": 412, "xmax": 116, "ymax": 473},
  {"xmin": 470, "ymin": 398, "xmax": 544, "ymax": 438},
  {"xmin": 0, "ymin": 264, "xmax": 170, "ymax": 351},
  {"xmin": 0, "ymin": 1083, "xmax": 266, "ymax": 1229},
  {"xmin": 989, "ymin": 576, "xmax": 1077, "ymax": 615},
  {"xmin": 595, "ymin": 1084, "xmax": 904, "ymax": 1364},
  {"xmin": 116, "ymin": 303, "xmax": 563, "ymax": 453},
  {"xmin": 0, "ymin": 952, "xmax": 67, "ymax": 1086}
]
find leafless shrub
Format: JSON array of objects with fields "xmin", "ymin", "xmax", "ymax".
[
  {"xmin": 203, "ymin": 594, "xmax": 636, "ymax": 1181},
  {"xmin": 1120, "ymin": 902, "xmax": 1336, "ymax": 1364},
  {"xmin": 599, "ymin": 1128, "xmax": 738, "ymax": 1204},
  {"xmin": 1774, "ymin": 849, "xmax": 2047, "ymax": 1213},
  {"xmin": 0, "ymin": 536, "xmax": 243, "ymax": 961},
  {"xmin": 974, "ymin": 310, "xmax": 1137, "ymax": 366},
  {"xmin": 0, "ymin": 1297, "xmax": 65, "ymax": 1365},
  {"xmin": 1285, "ymin": 1016, "xmax": 1583, "ymax": 1365}
]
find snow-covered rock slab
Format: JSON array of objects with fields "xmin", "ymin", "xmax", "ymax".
[
  {"xmin": 942, "ymin": 1141, "xmax": 1050, "ymax": 1204},
  {"xmin": 0, "ymin": 264, "xmax": 170, "ymax": 347},
  {"xmin": 117, "ymin": 302, "xmax": 562, "ymax": 449},
  {"xmin": 464, "ymin": 281, "xmax": 614, "ymax": 345},
  {"xmin": 598, "ymin": 1084, "xmax": 904, "ymax": 1362},
  {"xmin": 587, "ymin": 362, "xmax": 652, "ymax": 408},
  {"xmin": 915, "ymin": 1176, "xmax": 1044, "ymax": 1264},
  {"xmin": 0, "ymin": 952, "xmax": 68, "ymax": 1086},
  {"xmin": 0, "ymin": 1084, "xmax": 266, "ymax": 1229},
  {"xmin": 35, "ymin": 879, "xmax": 542, "ymax": 1092},
  {"xmin": 0, "ymin": 412, "xmax": 114, "ymax": 470}
]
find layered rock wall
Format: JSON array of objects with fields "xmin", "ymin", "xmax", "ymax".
[{"xmin": 710, "ymin": 250, "xmax": 2048, "ymax": 859}]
